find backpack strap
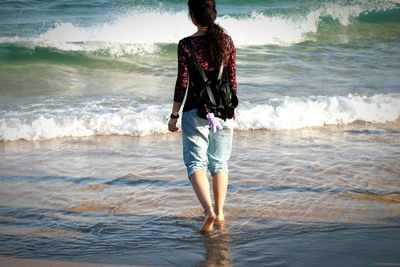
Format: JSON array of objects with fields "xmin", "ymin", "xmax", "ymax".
[
  {"xmin": 217, "ymin": 64, "xmax": 224, "ymax": 80},
  {"xmin": 186, "ymin": 40, "xmax": 220, "ymax": 107},
  {"xmin": 186, "ymin": 41, "xmax": 209, "ymax": 83}
]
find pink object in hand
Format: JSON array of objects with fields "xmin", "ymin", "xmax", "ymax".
[{"xmin": 206, "ymin": 113, "xmax": 223, "ymax": 133}]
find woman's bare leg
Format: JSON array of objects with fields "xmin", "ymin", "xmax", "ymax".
[
  {"xmin": 191, "ymin": 170, "xmax": 216, "ymax": 232},
  {"xmin": 212, "ymin": 172, "xmax": 228, "ymax": 222}
]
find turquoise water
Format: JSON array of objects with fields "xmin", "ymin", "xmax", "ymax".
[{"xmin": 1, "ymin": 0, "xmax": 400, "ymax": 140}]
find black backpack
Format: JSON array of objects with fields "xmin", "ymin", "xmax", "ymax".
[{"xmin": 187, "ymin": 42, "xmax": 238, "ymax": 121}]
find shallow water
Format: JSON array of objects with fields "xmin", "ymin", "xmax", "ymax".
[{"xmin": 1, "ymin": 124, "xmax": 399, "ymax": 266}]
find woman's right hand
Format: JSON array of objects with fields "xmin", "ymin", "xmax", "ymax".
[{"xmin": 168, "ymin": 118, "xmax": 179, "ymax": 132}]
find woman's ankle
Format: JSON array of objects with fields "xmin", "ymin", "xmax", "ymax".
[
  {"xmin": 200, "ymin": 206, "xmax": 216, "ymax": 232},
  {"xmin": 215, "ymin": 209, "xmax": 225, "ymax": 222},
  {"xmin": 204, "ymin": 206, "xmax": 216, "ymax": 217},
  {"xmin": 215, "ymin": 208, "xmax": 223, "ymax": 216}
]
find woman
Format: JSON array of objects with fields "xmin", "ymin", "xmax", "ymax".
[{"xmin": 168, "ymin": 0, "xmax": 237, "ymax": 232}]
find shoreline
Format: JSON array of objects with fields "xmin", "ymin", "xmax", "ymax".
[{"xmin": 1, "ymin": 118, "xmax": 399, "ymax": 144}]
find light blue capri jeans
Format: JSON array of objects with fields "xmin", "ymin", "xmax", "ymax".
[{"xmin": 182, "ymin": 108, "xmax": 234, "ymax": 179}]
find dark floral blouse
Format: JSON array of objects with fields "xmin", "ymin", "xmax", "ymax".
[{"xmin": 173, "ymin": 34, "xmax": 237, "ymax": 112}]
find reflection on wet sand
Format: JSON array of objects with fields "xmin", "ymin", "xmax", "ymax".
[
  {"xmin": 0, "ymin": 257, "xmax": 141, "ymax": 267},
  {"xmin": 200, "ymin": 223, "xmax": 231, "ymax": 267}
]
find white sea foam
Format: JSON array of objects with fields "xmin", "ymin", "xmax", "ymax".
[
  {"xmin": 30, "ymin": 8, "xmax": 337, "ymax": 48},
  {"xmin": 235, "ymin": 94, "xmax": 400, "ymax": 131},
  {"xmin": 1, "ymin": 1, "xmax": 398, "ymax": 55},
  {"xmin": 1, "ymin": 94, "xmax": 399, "ymax": 141},
  {"xmin": 33, "ymin": 11, "xmax": 193, "ymax": 55},
  {"xmin": 0, "ymin": 100, "xmax": 170, "ymax": 141}
]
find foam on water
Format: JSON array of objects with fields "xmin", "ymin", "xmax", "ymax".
[
  {"xmin": 1, "ymin": 94, "xmax": 399, "ymax": 141},
  {"xmin": 236, "ymin": 94, "xmax": 400, "ymax": 131},
  {"xmin": 1, "ymin": 1, "xmax": 399, "ymax": 56}
]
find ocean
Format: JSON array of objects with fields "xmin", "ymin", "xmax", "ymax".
[{"xmin": 0, "ymin": 0, "xmax": 400, "ymax": 266}]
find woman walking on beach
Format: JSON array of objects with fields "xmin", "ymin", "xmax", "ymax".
[{"xmin": 168, "ymin": 0, "xmax": 237, "ymax": 232}]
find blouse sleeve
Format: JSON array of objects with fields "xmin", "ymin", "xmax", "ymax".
[
  {"xmin": 173, "ymin": 40, "xmax": 189, "ymax": 103},
  {"xmin": 227, "ymin": 37, "xmax": 238, "ymax": 93}
]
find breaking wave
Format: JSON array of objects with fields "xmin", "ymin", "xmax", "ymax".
[{"xmin": 1, "ymin": 94, "xmax": 399, "ymax": 141}]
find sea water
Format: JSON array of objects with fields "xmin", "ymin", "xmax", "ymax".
[
  {"xmin": 1, "ymin": 0, "xmax": 399, "ymax": 140},
  {"xmin": 0, "ymin": 0, "xmax": 400, "ymax": 266}
]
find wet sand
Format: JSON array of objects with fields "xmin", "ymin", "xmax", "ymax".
[
  {"xmin": 0, "ymin": 257, "xmax": 141, "ymax": 267},
  {"xmin": 0, "ymin": 125, "xmax": 400, "ymax": 266}
]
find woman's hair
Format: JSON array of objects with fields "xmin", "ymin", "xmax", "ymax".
[{"xmin": 188, "ymin": 0, "xmax": 226, "ymax": 65}]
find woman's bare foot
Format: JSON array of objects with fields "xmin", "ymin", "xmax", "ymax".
[
  {"xmin": 200, "ymin": 207, "xmax": 216, "ymax": 232},
  {"xmin": 215, "ymin": 213, "xmax": 225, "ymax": 223}
]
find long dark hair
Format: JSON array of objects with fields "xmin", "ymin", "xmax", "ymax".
[{"xmin": 188, "ymin": 0, "xmax": 226, "ymax": 65}]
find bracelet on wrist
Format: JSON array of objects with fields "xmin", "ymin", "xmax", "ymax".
[{"xmin": 170, "ymin": 113, "xmax": 179, "ymax": 119}]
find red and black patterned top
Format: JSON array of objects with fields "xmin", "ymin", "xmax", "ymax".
[{"xmin": 173, "ymin": 34, "xmax": 237, "ymax": 112}]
